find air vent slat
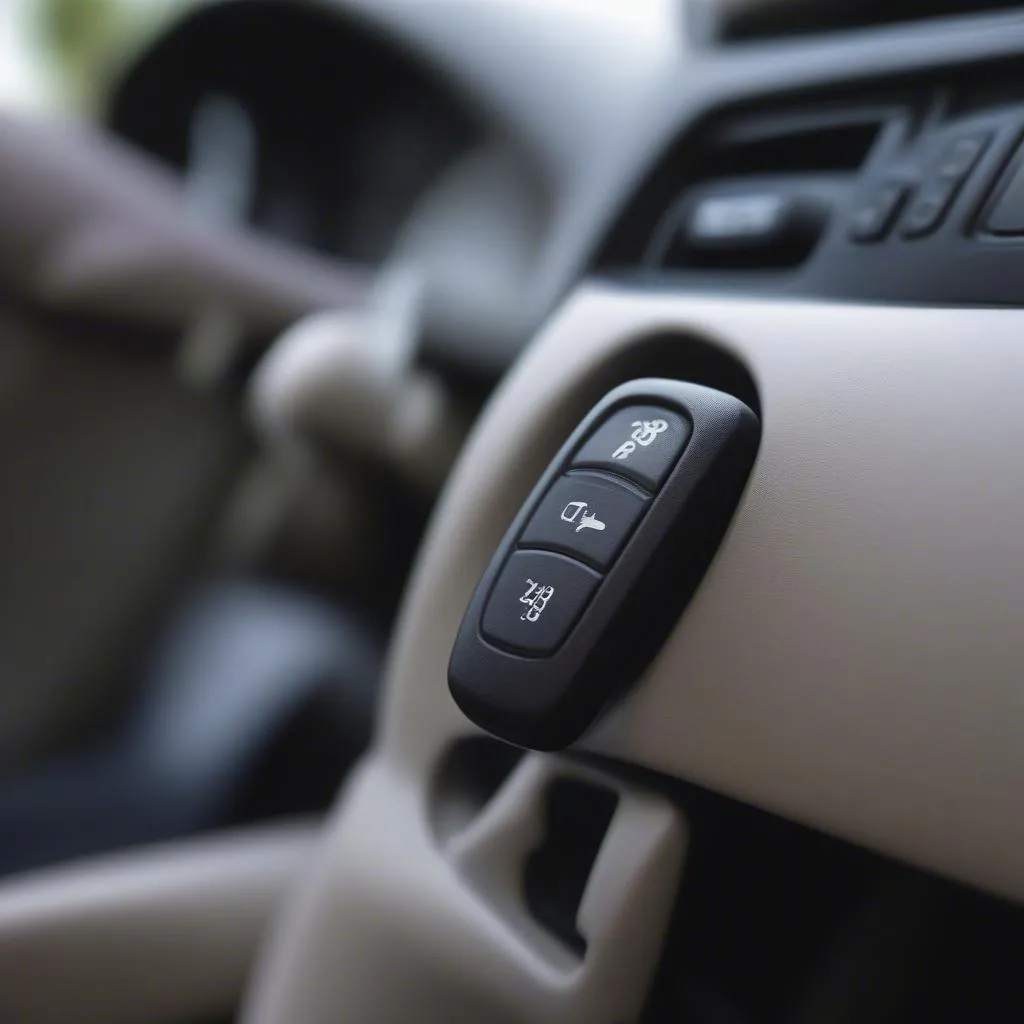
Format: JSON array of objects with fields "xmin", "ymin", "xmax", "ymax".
[
  {"xmin": 707, "ymin": 119, "xmax": 883, "ymax": 176},
  {"xmin": 597, "ymin": 101, "xmax": 904, "ymax": 273}
]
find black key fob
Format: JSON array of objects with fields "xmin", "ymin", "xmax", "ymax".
[{"xmin": 448, "ymin": 378, "xmax": 760, "ymax": 750}]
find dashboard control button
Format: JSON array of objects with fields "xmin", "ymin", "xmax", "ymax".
[
  {"xmin": 671, "ymin": 190, "xmax": 829, "ymax": 269},
  {"xmin": 481, "ymin": 551, "xmax": 600, "ymax": 656},
  {"xmin": 572, "ymin": 406, "xmax": 690, "ymax": 491},
  {"xmin": 687, "ymin": 193, "xmax": 789, "ymax": 246},
  {"xmin": 936, "ymin": 131, "xmax": 991, "ymax": 182},
  {"xmin": 983, "ymin": 159, "xmax": 1024, "ymax": 235},
  {"xmin": 848, "ymin": 182, "xmax": 911, "ymax": 243},
  {"xmin": 520, "ymin": 472, "xmax": 648, "ymax": 570},
  {"xmin": 900, "ymin": 177, "xmax": 960, "ymax": 238}
]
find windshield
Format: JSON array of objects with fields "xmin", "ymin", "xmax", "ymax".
[{"xmin": 0, "ymin": 0, "xmax": 190, "ymax": 117}]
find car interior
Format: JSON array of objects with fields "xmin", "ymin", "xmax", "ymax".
[{"xmin": 0, "ymin": 0, "xmax": 1022, "ymax": 1021}]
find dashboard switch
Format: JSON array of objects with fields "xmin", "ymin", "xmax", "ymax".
[
  {"xmin": 900, "ymin": 176, "xmax": 960, "ymax": 238},
  {"xmin": 983, "ymin": 158, "xmax": 1024, "ymax": 235},
  {"xmin": 936, "ymin": 131, "xmax": 990, "ymax": 182},
  {"xmin": 572, "ymin": 406, "xmax": 690, "ymax": 491},
  {"xmin": 481, "ymin": 551, "xmax": 600, "ymax": 656},
  {"xmin": 900, "ymin": 132, "xmax": 990, "ymax": 239},
  {"xmin": 848, "ymin": 182, "xmax": 910, "ymax": 243},
  {"xmin": 667, "ymin": 188, "xmax": 830, "ymax": 270},
  {"xmin": 449, "ymin": 380, "xmax": 759, "ymax": 750},
  {"xmin": 687, "ymin": 193, "xmax": 789, "ymax": 245},
  {"xmin": 520, "ymin": 472, "xmax": 648, "ymax": 570}
]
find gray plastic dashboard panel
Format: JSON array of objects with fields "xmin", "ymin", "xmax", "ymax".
[{"xmin": 318, "ymin": 0, "xmax": 1024, "ymax": 369}]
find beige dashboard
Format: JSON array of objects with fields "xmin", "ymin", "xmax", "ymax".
[
  {"xmin": 0, "ymin": 0, "xmax": 1022, "ymax": 1020},
  {"xmin": 247, "ymin": 288, "xmax": 1024, "ymax": 1020}
]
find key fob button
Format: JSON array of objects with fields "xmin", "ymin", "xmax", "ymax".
[
  {"xmin": 572, "ymin": 406, "xmax": 690, "ymax": 491},
  {"xmin": 481, "ymin": 551, "xmax": 600, "ymax": 656},
  {"xmin": 519, "ymin": 472, "xmax": 648, "ymax": 570}
]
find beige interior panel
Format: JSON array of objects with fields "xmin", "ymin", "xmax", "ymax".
[
  {"xmin": 246, "ymin": 287, "xmax": 1024, "ymax": 1023},
  {"xmin": 246, "ymin": 757, "xmax": 685, "ymax": 1024},
  {"xmin": 0, "ymin": 823, "xmax": 316, "ymax": 1024},
  {"xmin": 379, "ymin": 287, "xmax": 1024, "ymax": 902}
]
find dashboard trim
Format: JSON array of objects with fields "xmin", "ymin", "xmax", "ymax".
[{"xmin": 371, "ymin": 285, "xmax": 1024, "ymax": 905}]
